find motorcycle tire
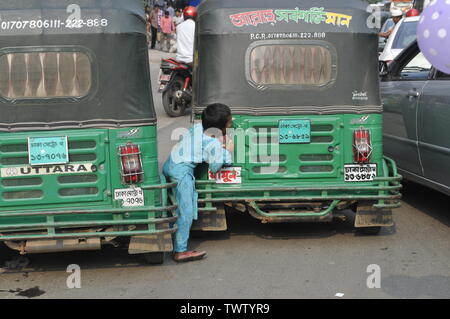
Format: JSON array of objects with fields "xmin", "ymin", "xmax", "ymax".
[{"xmin": 162, "ymin": 76, "xmax": 187, "ymax": 117}]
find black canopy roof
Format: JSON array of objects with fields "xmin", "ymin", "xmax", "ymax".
[
  {"xmin": 193, "ymin": 0, "xmax": 382, "ymax": 116},
  {"xmin": 197, "ymin": 0, "xmax": 374, "ymax": 35},
  {"xmin": 0, "ymin": 0, "xmax": 146, "ymax": 35},
  {"xmin": 0, "ymin": 0, "xmax": 155, "ymax": 132}
]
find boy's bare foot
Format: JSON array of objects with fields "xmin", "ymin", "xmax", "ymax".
[{"xmin": 173, "ymin": 250, "xmax": 207, "ymax": 263}]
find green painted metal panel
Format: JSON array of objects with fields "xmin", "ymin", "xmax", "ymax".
[
  {"xmin": 191, "ymin": 114, "xmax": 402, "ymax": 220},
  {"xmin": 0, "ymin": 126, "xmax": 176, "ymax": 240}
]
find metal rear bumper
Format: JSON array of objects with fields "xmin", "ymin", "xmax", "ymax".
[
  {"xmin": 0, "ymin": 181, "xmax": 178, "ymax": 242},
  {"xmin": 190, "ymin": 156, "xmax": 402, "ymax": 223}
]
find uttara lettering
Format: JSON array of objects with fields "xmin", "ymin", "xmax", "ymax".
[
  {"xmin": 0, "ymin": 163, "xmax": 96, "ymax": 177},
  {"xmin": 229, "ymin": 7, "xmax": 352, "ymax": 28}
]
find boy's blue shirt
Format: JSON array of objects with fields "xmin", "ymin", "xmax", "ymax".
[
  {"xmin": 166, "ymin": 123, "xmax": 232, "ymax": 172},
  {"xmin": 163, "ymin": 123, "xmax": 232, "ymax": 222}
]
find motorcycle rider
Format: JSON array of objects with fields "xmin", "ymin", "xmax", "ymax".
[{"xmin": 176, "ymin": 6, "xmax": 197, "ymax": 66}]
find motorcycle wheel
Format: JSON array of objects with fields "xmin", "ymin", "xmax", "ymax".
[{"xmin": 162, "ymin": 76, "xmax": 187, "ymax": 117}]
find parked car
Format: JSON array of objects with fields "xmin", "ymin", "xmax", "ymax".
[
  {"xmin": 379, "ymin": 15, "xmax": 419, "ymax": 62},
  {"xmin": 380, "ymin": 41, "xmax": 450, "ymax": 196}
]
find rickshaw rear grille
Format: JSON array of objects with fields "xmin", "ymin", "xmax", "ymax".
[
  {"xmin": 246, "ymin": 121, "xmax": 340, "ymax": 180},
  {"xmin": 0, "ymin": 138, "xmax": 103, "ymax": 203},
  {"xmin": 3, "ymin": 190, "xmax": 43, "ymax": 200},
  {"xmin": 300, "ymin": 154, "xmax": 333, "ymax": 161},
  {"xmin": 252, "ymin": 166, "xmax": 287, "ymax": 174},
  {"xmin": 0, "ymin": 157, "xmax": 28, "ymax": 165},
  {"xmin": 299, "ymin": 165, "xmax": 334, "ymax": 173},
  {"xmin": 59, "ymin": 187, "xmax": 99, "ymax": 197},
  {"xmin": 58, "ymin": 175, "xmax": 98, "ymax": 184},
  {"xmin": 2, "ymin": 178, "xmax": 42, "ymax": 187}
]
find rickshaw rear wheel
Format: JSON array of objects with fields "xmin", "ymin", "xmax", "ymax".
[
  {"xmin": 357, "ymin": 226, "xmax": 382, "ymax": 235},
  {"xmin": 141, "ymin": 252, "xmax": 165, "ymax": 264},
  {"xmin": 162, "ymin": 76, "xmax": 186, "ymax": 117}
]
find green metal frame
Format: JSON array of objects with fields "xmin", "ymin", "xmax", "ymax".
[
  {"xmin": 169, "ymin": 156, "xmax": 401, "ymax": 221},
  {"xmin": 0, "ymin": 180, "xmax": 178, "ymax": 241},
  {"xmin": 0, "ymin": 126, "xmax": 179, "ymax": 243}
]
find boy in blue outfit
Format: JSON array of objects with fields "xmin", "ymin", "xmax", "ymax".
[{"xmin": 163, "ymin": 103, "xmax": 234, "ymax": 262}]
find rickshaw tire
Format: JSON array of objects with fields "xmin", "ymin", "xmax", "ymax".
[
  {"xmin": 141, "ymin": 252, "xmax": 165, "ymax": 265},
  {"xmin": 357, "ymin": 226, "xmax": 382, "ymax": 235},
  {"xmin": 162, "ymin": 76, "xmax": 186, "ymax": 117}
]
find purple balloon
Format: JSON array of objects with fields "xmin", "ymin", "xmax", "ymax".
[{"xmin": 417, "ymin": 0, "xmax": 450, "ymax": 74}]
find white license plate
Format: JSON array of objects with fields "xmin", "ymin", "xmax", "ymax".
[
  {"xmin": 159, "ymin": 74, "xmax": 171, "ymax": 82},
  {"xmin": 208, "ymin": 167, "xmax": 241, "ymax": 184},
  {"xmin": 344, "ymin": 164, "xmax": 377, "ymax": 182},
  {"xmin": 114, "ymin": 187, "xmax": 144, "ymax": 207}
]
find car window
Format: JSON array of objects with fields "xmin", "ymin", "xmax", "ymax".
[
  {"xmin": 382, "ymin": 19, "xmax": 394, "ymax": 33},
  {"xmin": 400, "ymin": 52, "xmax": 432, "ymax": 80},
  {"xmin": 436, "ymin": 71, "xmax": 450, "ymax": 80},
  {"xmin": 392, "ymin": 21, "xmax": 418, "ymax": 50}
]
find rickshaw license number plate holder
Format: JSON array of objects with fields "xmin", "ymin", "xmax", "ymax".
[
  {"xmin": 28, "ymin": 136, "xmax": 69, "ymax": 166},
  {"xmin": 279, "ymin": 119, "xmax": 311, "ymax": 144},
  {"xmin": 114, "ymin": 187, "xmax": 145, "ymax": 207},
  {"xmin": 209, "ymin": 167, "xmax": 242, "ymax": 184},
  {"xmin": 344, "ymin": 164, "xmax": 377, "ymax": 182},
  {"xmin": 160, "ymin": 74, "xmax": 171, "ymax": 82}
]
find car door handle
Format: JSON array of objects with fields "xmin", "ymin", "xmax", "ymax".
[{"xmin": 407, "ymin": 89, "xmax": 420, "ymax": 98}]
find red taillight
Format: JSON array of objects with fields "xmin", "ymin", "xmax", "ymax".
[
  {"xmin": 118, "ymin": 143, "xmax": 143, "ymax": 184},
  {"xmin": 353, "ymin": 128, "xmax": 372, "ymax": 163}
]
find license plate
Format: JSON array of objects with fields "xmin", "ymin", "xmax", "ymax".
[
  {"xmin": 208, "ymin": 167, "xmax": 241, "ymax": 184},
  {"xmin": 344, "ymin": 164, "xmax": 377, "ymax": 182},
  {"xmin": 279, "ymin": 119, "xmax": 311, "ymax": 144},
  {"xmin": 28, "ymin": 136, "xmax": 69, "ymax": 166},
  {"xmin": 159, "ymin": 74, "xmax": 171, "ymax": 82},
  {"xmin": 114, "ymin": 188, "xmax": 145, "ymax": 207}
]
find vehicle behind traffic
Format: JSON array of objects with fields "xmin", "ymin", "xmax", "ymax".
[
  {"xmin": 379, "ymin": 18, "xmax": 395, "ymax": 53},
  {"xmin": 380, "ymin": 16, "xmax": 419, "ymax": 62},
  {"xmin": 380, "ymin": 41, "xmax": 450, "ymax": 196},
  {"xmin": 159, "ymin": 58, "xmax": 192, "ymax": 117},
  {"xmin": 184, "ymin": 0, "xmax": 402, "ymax": 235},
  {"xmin": 0, "ymin": 0, "xmax": 177, "ymax": 263}
]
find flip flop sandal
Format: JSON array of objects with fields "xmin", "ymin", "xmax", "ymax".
[{"xmin": 174, "ymin": 251, "xmax": 207, "ymax": 263}]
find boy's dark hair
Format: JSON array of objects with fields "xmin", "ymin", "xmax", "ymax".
[
  {"xmin": 164, "ymin": 10, "xmax": 169, "ymax": 16},
  {"xmin": 202, "ymin": 103, "xmax": 231, "ymax": 131}
]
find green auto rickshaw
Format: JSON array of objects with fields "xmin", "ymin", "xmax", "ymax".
[
  {"xmin": 0, "ymin": 0, "xmax": 176, "ymax": 263},
  {"xmin": 188, "ymin": 0, "xmax": 402, "ymax": 235}
]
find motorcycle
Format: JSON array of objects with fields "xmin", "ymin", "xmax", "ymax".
[{"xmin": 159, "ymin": 58, "xmax": 192, "ymax": 117}]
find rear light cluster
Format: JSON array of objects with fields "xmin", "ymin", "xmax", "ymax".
[
  {"xmin": 118, "ymin": 143, "xmax": 144, "ymax": 184},
  {"xmin": 353, "ymin": 128, "xmax": 372, "ymax": 163}
]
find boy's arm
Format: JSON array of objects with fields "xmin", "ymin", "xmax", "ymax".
[{"xmin": 204, "ymin": 139, "xmax": 233, "ymax": 174}]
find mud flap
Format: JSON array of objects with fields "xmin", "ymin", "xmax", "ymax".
[
  {"xmin": 191, "ymin": 204, "xmax": 227, "ymax": 231},
  {"xmin": 355, "ymin": 201, "xmax": 394, "ymax": 228},
  {"xmin": 128, "ymin": 223, "xmax": 173, "ymax": 254}
]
